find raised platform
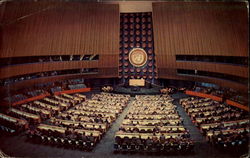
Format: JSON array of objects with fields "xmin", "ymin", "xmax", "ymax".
[{"xmin": 113, "ymin": 85, "xmax": 161, "ymax": 96}]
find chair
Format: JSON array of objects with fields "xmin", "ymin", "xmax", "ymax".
[
  {"xmin": 114, "ymin": 143, "xmax": 119, "ymax": 151},
  {"xmin": 75, "ymin": 140, "xmax": 80, "ymax": 149},
  {"xmin": 41, "ymin": 135, "xmax": 46, "ymax": 143},
  {"xmin": 121, "ymin": 142, "xmax": 128, "ymax": 151}
]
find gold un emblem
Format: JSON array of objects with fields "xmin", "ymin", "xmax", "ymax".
[{"xmin": 129, "ymin": 48, "xmax": 148, "ymax": 67}]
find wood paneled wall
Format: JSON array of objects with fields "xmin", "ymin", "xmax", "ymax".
[
  {"xmin": 0, "ymin": 61, "xmax": 99, "ymax": 79},
  {"xmin": 1, "ymin": 0, "xmax": 58, "ymax": 25},
  {"xmin": 1, "ymin": 2, "xmax": 119, "ymax": 57},
  {"xmin": 152, "ymin": 2, "xmax": 248, "ymax": 91},
  {"xmin": 0, "ymin": 1, "xmax": 120, "ymax": 78}
]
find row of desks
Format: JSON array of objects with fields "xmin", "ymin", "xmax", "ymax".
[
  {"xmin": 21, "ymin": 104, "xmax": 51, "ymax": 116},
  {"xmin": 37, "ymin": 124, "xmax": 101, "ymax": 138},
  {"xmin": 207, "ymin": 128, "xmax": 249, "ymax": 137},
  {"xmin": 126, "ymin": 114, "xmax": 180, "ymax": 120},
  {"xmin": 121, "ymin": 125, "xmax": 186, "ymax": 132},
  {"xmin": 0, "ymin": 113, "xmax": 28, "ymax": 128},
  {"xmin": 34, "ymin": 101, "xmax": 60, "ymax": 111},
  {"xmin": 200, "ymin": 119, "xmax": 249, "ymax": 130},
  {"xmin": 66, "ymin": 109, "xmax": 117, "ymax": 118},
  {"xmin": 115, "ymin": 131, "xmax": 187, "ymax": 139},
  {"xmin": 50, "ymin": 118, "xmax": 107, "ymax": 131},
  {"xmin": 123, "ymin": 119, "xmax": 182, "ymax": 126},
  {"xmin": 9, "ymin": 108, "xmax": 41, "ymax": 123}
]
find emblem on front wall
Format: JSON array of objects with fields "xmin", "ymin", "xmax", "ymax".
[{"xmin": 129, "ymin": 48, "xmax": 148, "ymax": 67}]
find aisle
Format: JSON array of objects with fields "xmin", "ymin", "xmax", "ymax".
[
  {"xmin": 92, "ymin": 97, "xmax": 135, "ymax": 156},
  {"xmin": 172, "ymin": 93, "xmax": 206, "ymax": 143}
]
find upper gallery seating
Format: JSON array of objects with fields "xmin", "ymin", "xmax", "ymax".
[
  {"xmin": 114, "ymin": 95, "xmax": 194, "ymax": 154},
  {"xmin": 26, "ymin": 89, "xmax": 46, "ymax": 97},
  {"xmin": 0, "ymin": 78, "xmax": 88, "ymax": 106},
  {"xmin": 3, "ymin": 94, "xmax": 28, "ymax": 103},
  {"xmin": 27, "ymin": 92, "xmax": 130, "ymax": 151},
  {"xmin": 180, "ymin": 97, "xmax": 249, "ymax": 149},
  {"xmin": 191, "ymin": 86, "xmax": 248, "ymax": 106}
]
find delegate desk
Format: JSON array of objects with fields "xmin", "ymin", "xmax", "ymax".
[
  {"xmin": 0, "ymin": 113, "xmax": 28, "ymax": 129},
  {"xmin": 129, "ymin": 110, "xmax": 176, "ymax": 115},
  {"xmin": 34, "ymin": 101, "xmax": 60, "ymax": 111},
  {"xmin": 62, "ymin": 93, "xmax": 74, "ymax": 99},
  {"xmin": 50, "ymin": 118, "xmax": 107, "ymax": 132},
  {"xmin": 77, "ymin": 104, "xmax": 122, "ymax": 111},
  {"xmin": 126, "ymin": 114, "xmax": 180, "ymax": 120},
  {"xmin": 123, "ymin": 119, "xmax": 182, "ymax": 126},
  {"xmin": 200, "ymin": 119, "xmax": 249, "ymax": 130},
  {"xmin": 75, "ymin": 106, "xmax": 120, "ymax": 114},
  {"xmin": 187, "ymin": 105, "xmax": 216, "ymax": 113},
  {"xmin": 54, "ymin": 95, "xmax": 71, "ymax": 103},
  {"xmin": 194, "ymin": 115, "xmax": 222, "ymax": 124},
  {"xmin": 206, "ymin": 128, "xmax": 250, "ymax": 137},
  {"xmin": 66, "ymin": 110, "xmax": 117, "ymax": 119},
  {"xmin": 75, "ymin": 93, "xmax": 86, "ymax": 100},
  {"xmin": 59, "ymin": 113, "xmax": 113, "ymax": 124},
  {"xmin": 121, "ymin": 125, "xmax": 186, "ymax": 132},
  {"xmin": 21, "ymin": 104, "xmax": 51, "ymax": 117},
  {"xmin": 44, "ymin": 98, "xmax": 68, "ymax": 108},
  {"xmin": 9, "ymin": 108, "xmax": 41, "ymax": 123},
  {"xmin": 37, "ymin": 124, "xmax": 101, "ymax": 138},
  {"xmin": 115, "ymin": 131, "xmax": 186, "ymax": 139}
]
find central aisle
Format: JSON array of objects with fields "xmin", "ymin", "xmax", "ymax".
[
  {"xmin": 92, "ymin": 97, "xmax": 135, "ymax": 156},
  {"xmin": 171, "ymin": 93, "xmax": 206, "ymax": 143}
]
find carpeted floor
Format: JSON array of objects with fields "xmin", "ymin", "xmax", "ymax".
[{"xmin": 0, "ymin": 92, "xmax": 248, "ymax": 158}]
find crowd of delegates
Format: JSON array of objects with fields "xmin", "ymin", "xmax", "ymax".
[
  {"xmin": 114, "ymin": 95, "xmax": 194, "ymax": 154},
  {"xmin": 180, "ymin": 97, "xmax": 249, "ymax": 150},
  {"xmin": 27, "ymin": 93, "xmax": 130, "ymax": 151}
]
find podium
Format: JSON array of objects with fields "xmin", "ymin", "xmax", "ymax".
[{"xmin": 129, "ymin": 78, "xmax": 145, "ymax": 87}]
